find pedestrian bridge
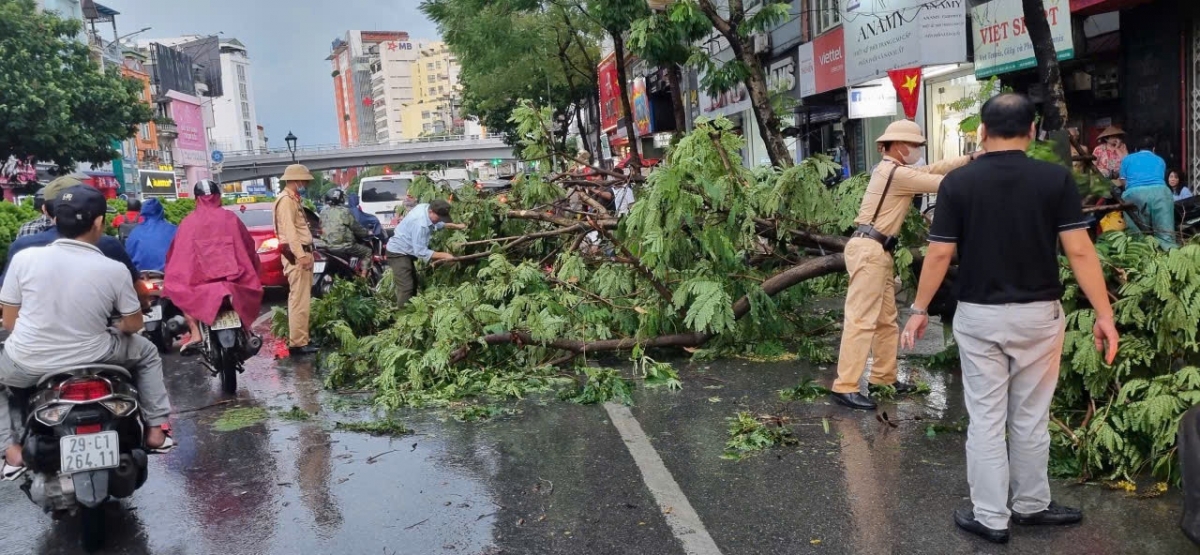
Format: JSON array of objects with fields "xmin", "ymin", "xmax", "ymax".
[{"xmin": 217, "ymin": 134, "xmax": 515, "ymax": 182}]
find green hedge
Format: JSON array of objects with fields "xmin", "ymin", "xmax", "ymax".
[{"xmin": 0, "ymin": 201, "xmax": 41, "ymax": 262}]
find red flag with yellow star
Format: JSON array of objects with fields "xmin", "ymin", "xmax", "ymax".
[{"xmin": 887, "ymin": 67, "xmax": 922, "ymax": 120}]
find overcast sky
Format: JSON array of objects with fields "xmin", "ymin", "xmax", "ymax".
[{"xmin": 105, "ymin": 0, "xmax": 440, "ymax": 148}]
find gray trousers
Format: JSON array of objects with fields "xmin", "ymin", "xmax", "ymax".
[
  {"xmin": 0, "ymin": 331, "xmax": 171, "ymax": 447},
  {"xmin": 953, "ymin": 301, "xmax": 1065, "ymax": 531},
  {"xmin": 387, "ymin": 254, "xmax": 418, "ymax": 308}
]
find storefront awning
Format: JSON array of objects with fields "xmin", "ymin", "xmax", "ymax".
[{"xmin": 1071, "ymin": 0, "xmax": 1152, "ymax": 16}]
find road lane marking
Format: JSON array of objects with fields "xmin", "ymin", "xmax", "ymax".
[{"xmin": 604, "ymin": 402, "xmax": 724, "ymax": 555}]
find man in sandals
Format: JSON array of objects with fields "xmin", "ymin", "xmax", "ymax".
[{"xmin": 1, "ymin": 186, "xmax": 174, "ymax": 479}]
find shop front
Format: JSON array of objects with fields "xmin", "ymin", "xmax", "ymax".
[{"xmin": 797, "ymin": 26, "xmax": 850, "ymax": 171}]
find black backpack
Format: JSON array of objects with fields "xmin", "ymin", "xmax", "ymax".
[{"xmin": 118, "ymin": 219, "xmax": 140, "ymax": 244}]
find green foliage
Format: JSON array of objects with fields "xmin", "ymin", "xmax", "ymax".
[
  {"xmin": 212, "ymin": 407, "xmax": 268, "ymax": 432},
  {"xmin": 162, "ymin": 198, "xmax": 197, "ymax": 225},
  {"xmin": 0, "ymin": 0, "xmax": 154, "ymax": 170},
  {"xmin": 452, "ymin": 404, "xmax": 517, "ymax": 422},
  {"xmin": 564, "ymin": 367, "xmax": 635, "ymax": 405},
  {"xmin": 0, "ymin": 200, "xmax": 40, "ymax": 262},
  {"xmin": 779, "ymin": 377, "xmax": 830, "ymax": 402},
  {"xmin": 722, "ymin": 411, "xmax": 797, "ymax": 460},
  {"xmin": 1053, "ymin": 235, "xmax": 1200, "ymax": 483},
  {"xmin": 278, "ymin": 406, "xmax": 313, "ymax": 421},
  {"xmin": 334, "ymin": 419, "xmax": 412, "ymax": 436}
]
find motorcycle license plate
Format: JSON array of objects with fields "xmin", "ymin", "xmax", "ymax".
[
  {"xmin": 145, "ymin": 305, "xmax": 162, "ymax": 322},
  {"xmin": 313, "ymin": 261, "xmax": 326, "ymax": 274},
  {"xmin": 60, "ymin": 431, "xmax": 120, "ymax": 474},
  {"xmin": 212, "ymin": 310, "xmax": 242, "ymax": 330}
]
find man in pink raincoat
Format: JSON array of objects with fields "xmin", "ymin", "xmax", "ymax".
[{"xmin": 164, "ymin": 180, "xmax": 263, "ymax": 352}]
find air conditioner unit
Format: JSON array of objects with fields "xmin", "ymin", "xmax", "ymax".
[{"xmin": 752, "ymin": 32, "xmax": 770, "ymax": 55}]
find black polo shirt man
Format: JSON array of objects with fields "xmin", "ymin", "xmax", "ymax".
[{"xmin": 900, "ymin": 93, "xmax": 1118, "ymax": 545}]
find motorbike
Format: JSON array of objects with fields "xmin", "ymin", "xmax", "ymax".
[
  {"xmin": 1177, "ymin": 196, "xmax": 1200, "ymax": 239},
  {"xmin": 11, "ymin": 364, "xmax": 150, "ymax": 552},
  {"xmin": 136, "ymin": 271, "xmax": 187, "ymax": 353},
  {"xmin": 311, "ymin": 236, "xmax": 387, "ymax": 298},
  {"xmin": 193, "ymin": 298, "xmax": 262, "ymax": 395}
]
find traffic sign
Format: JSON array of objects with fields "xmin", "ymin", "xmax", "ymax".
[{"xmin": 211, "ymin": 150, "xmax": 224, "ymax": 163}]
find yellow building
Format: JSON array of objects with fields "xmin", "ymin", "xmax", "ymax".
[{"xmin": 398, "ymin": 42, "xmax": 462, "ymax": 139}]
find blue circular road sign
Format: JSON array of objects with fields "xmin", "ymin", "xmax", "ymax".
[{"xmin": 212, "ymin": 150, "xmax": 224, "ymax": 163}]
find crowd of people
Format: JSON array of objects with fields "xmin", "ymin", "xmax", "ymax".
[{"xmin": 1090, "ymin": 126, "xmax": 1192, "ymax": 249}]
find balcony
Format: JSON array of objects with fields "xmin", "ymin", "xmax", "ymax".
[{"xmin": 155, "ymin": 118, "xmax": 178, "ymax": 139}]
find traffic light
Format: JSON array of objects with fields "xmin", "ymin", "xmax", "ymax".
[{"xmin": 491, "ymin": 159, "xmax": 501, "ymax": 167}]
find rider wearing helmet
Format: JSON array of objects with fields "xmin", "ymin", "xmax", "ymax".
[
  {"xmin": 163, "ymin": 180, "xmax": 263, "ymax": 353},
  {"xmin": 319, "ymin": 187, "xmax": 372, "ymax": 277},
  {"xmin": 112, "ymin": 197, "xmax": 144, "ymax": 228}
]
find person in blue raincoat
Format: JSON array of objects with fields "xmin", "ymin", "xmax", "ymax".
[
  {"xmin": 347, "ymin": 193, "xmax": 385, "ymax": 240},
  {"xmin": 125, "ymin": 198, "xmax": 177, "ymax": 272}
]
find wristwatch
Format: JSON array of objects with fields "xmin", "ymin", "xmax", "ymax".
[{"xmin": 910, "ymin": 304, "xmax": 928, "ymax": 316}]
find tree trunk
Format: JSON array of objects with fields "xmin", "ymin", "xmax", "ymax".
[
  {"xmin": 592, "ymin": 92, "xmax": 605, "ymax": 166},
  {"xmin": 1022, "ymin": 0, "xmax": 1069, "ymax": 131},
  {"xmin": 574, "ymin": 106, "xmax": 593, "ymax": 159},
  {"xmin": 612, "ymin": 33, "xmax": 642, "ymax": 172},
  {"xmin": 695, "ymin": 0, "xmax": 793, "ymax": 168},
  {"xmin": 666, "ymin": 64, "xmax": 687, "ymax": 138}
]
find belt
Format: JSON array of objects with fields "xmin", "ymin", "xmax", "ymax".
[
  {"xmin": 301, "ymin": 244, "xmax": 313, "ymax": 253},
  {"xmin": 851, "ymin": 225, "xmax": 898, "ymax": 252}
]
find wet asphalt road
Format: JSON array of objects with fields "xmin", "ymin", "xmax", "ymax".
[{"xmin": 0, "ymin": 306, "xmax": 1196, "ymax": 555}]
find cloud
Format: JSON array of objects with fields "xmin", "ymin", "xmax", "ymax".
[{"xmin": 105, "ymin": 0, "xmax": 440, "ymax": 147}]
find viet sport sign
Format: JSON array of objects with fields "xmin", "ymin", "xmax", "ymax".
[{"xmin": 972, "ymin": 0, "xmax": 1074, "ymax": 78}]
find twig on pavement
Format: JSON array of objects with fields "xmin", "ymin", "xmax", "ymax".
[{"xmin": 366, "ymin": 449, "xmax": 399, "ymax": 464}]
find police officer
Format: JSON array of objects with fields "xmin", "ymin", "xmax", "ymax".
[
  {"xmin": 830, "ymin": 120, "xmax": 978, "ymax": 410},
  {"xmin": 273, "ymin": 164, "xmax": 318, "ymax": 356}
]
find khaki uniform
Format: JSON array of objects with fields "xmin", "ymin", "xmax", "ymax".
[
  {"xmin": 832, "ymin": 154, "xmax": 972, "ymax": 394},
  {"xmin": 274, "ymin": 191, "xmax": 314, "ymax": 348}
]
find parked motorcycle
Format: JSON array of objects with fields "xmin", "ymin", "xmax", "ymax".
[
  {"xmin": 11, "ymin": 364, "xmax": 150, "ymax": 552},
  {"xmin": 136, "ymin": 271, "xmax": 187, "ymax": 353},
  {"xmin": 311, "ymin": 236, "xmax": 387, "ymax": 298},
  {"xmin": 194, "ymin": 298, "xmax": 262, "ymax": 394}
]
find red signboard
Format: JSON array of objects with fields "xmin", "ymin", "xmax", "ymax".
[
  {"xmin": 1070, "ymin": 0, "xmax": 1151, "ymax": 14},
  {"xmin": 598, "ymin": 54, "xmax": 621, "ymax": 132},
  {"xmin": 813, "ymin": 26, "xmax": 845, "ymax": 95}
]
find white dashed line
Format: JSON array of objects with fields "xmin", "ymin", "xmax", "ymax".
[{"xmin": 604, "ymin": 402, "xmax": 724, "ymax": 555}]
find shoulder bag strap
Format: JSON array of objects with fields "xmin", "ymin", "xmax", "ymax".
[{"xmin": 869, "ymin": 162, "xmax": 902, "ymax": 227}]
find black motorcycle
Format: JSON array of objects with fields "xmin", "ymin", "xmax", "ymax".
[
  {"xmin": 194, "ymin": 298, "xmax": 262, "ymax": 394},
  {"xmin": 12, "ymin": 364, "xmax": 150, "ymax": 552},
  {"xmin": 311, "ymin": 236, "xmax": 386, "ymax": 298},
  {"xmin": 137, "ymin": 271, "xmax": 187, "ymax": 353}
]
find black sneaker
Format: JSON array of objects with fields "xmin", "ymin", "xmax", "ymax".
[
  {"xmin": 288, "ymin": 344, "xmax": 319, "ymax": 357},
  {"xmin": 1012, "ymin": 501, "xmax": 1083, "ymax": 526},
  {"xmin": 954, "ymin": 508, "xmax": 1010, "ymax": 544}
]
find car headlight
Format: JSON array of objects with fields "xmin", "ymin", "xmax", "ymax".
[
  {"xmin": 36, "ymin": 404, "xmax": 72, "ymax": 425},
  {"xmin": 99, "ymin": 399, "xmax": 137, "ymax": 417}
]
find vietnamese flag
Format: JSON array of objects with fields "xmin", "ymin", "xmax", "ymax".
[{"xmin": 888, "ymin": 67, "xmax": 922, "ymax": 120}]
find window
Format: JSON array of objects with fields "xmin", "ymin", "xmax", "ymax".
[
  {"xmin": 428, "ymin": 87, "xmax": 436, "ymax": 95},
  {"xmin": 243, "ymin": 121, "xmax": 252, "ymax": 135},
  {"xmin": 436, "ymin": 61, "xmax": 442, "ymax": 70},
  {"xmin": 239, "ymin": 83, "xmax": 248, "ymax": 99},
  {"xmin": 427, "ymin": 62, "xmax": 434, "ymax": 70},
  {"xmin": 241, "ymin": 102, "xmax": 251, "ymax": 120},
  {"xmin": 359, "ymin": 177, "xmax": 412, "ymax": 203},
  {"xmin": 427, "ymin": 74, "xmax": 435, "ymax": 83},
  {"xmin": 236, "ymin": 65, "xmax": 246, "ymax": 80},
  {"xmin": 423, "ymin": 123, "xmax": 432, "ymax": 132},
  {"xmin": 813, "ymin": 0, "xmax": 841, "ymax": 35},
  {"xmin": 421, "ymin": 111, "xmax": 430, "ymax": 119},
  {"xmin": 438, "ymin": 85, "xmax": 444, "ymax": 94},
  {"xmin": 140, "ymin": 123, "xmax": 151, "ymax": 141},
  {"xmin": 246, "ymin": 139, "xmax": 254, "ymax": 151}
]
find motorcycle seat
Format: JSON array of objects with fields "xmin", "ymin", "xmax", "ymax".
[{"xmin": 36, "ymin": 364, "xmax": 132, "ymax": 386}]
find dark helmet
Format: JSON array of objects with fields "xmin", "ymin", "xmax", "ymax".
[
  {"xmin": 126, "ymin": 198, "xmax": 142, "ymax": 212},
  {"xmin": 325, "ymin": 187, "xmax": 346, "ymax": 206},
  {"xmin": 193, "ymin": 179, "xmax": 220, "ymax": 198}
]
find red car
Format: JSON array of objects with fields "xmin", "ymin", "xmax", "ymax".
[
  {"xmin": 226, "ymin": 203, "xmax": 286, "ymax": 287},
  {"xmin": 225, "ymin": 202, "xmax": 323, "ymax": 289}
]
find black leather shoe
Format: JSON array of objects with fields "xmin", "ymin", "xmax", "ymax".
[
  {"xmin": 830, "ymin": 392, "xmax": 877, "ymax": 410},
  {"xmin": 1012, "ymin": 501, "xmax": 1083, "ymax": 526},
  {"xmin": 288, "ymin": 344, "xmax": 319, "ymax": 357},
  {"xmin": 954, "ymin": 508, "xmax": 1010, "ymax": 544}
]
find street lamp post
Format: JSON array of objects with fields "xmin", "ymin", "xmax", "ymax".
[{"xmin": 285, "ymin": 131, "xmax": 298, "ymax": 163}]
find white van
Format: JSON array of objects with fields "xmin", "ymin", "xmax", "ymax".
[{"xmin": 357, "ymin": 174, "xmax": 415, "ymax": 230}]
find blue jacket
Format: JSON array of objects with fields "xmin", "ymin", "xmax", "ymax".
[
  {"xmin": 347, "ymin": 193, "xmax": 384, "ymax": 238},
  {"xmin": 125, "ymin": 199, "xmax": 177, "ymax": 272}
]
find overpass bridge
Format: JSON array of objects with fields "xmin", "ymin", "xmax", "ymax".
[{"xmin": 217, "ymin": 134, "xmax": 516, "ymax": 182}]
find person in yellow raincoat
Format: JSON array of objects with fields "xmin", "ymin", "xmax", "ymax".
[{"xmin": 830, "ymin": 120, "xmax": 979, "ymax": 410}]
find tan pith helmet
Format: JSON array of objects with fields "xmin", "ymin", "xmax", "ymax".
[
  {"xmin": 876, "ymin": 119, "xmax": 927, "ymax": 145},
  {"xmin": 280, "ymin": 164, "xmax": 314, "ymax": 182},
  {"xmin": 1097, "ymin": 126, "xmax": 1125, "ymax": 141}
]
